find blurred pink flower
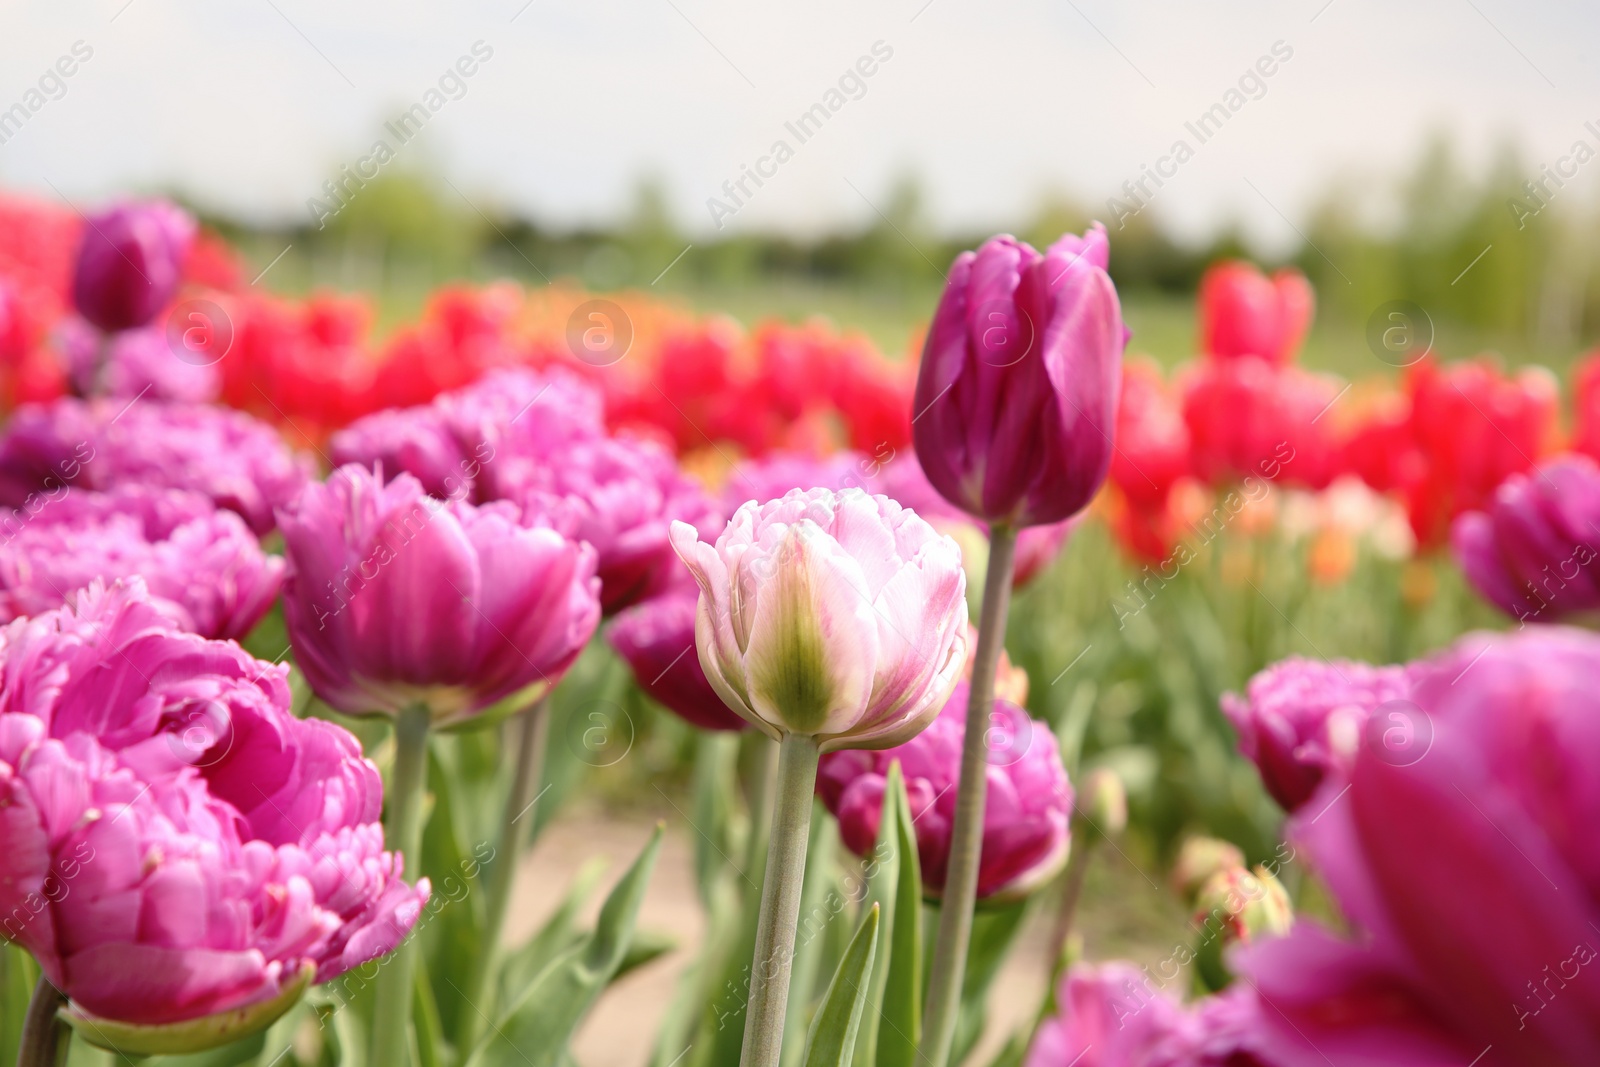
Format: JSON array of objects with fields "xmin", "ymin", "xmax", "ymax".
[
  {"xmin": 0, "ymin": 485, "xmax": 282, "ymax": 639},
  {"xmin": 58, "ymin": 318, "xmax": 221, "ymax": 403},
  {"xmin": 607, "ymin": 590, "xmax": 748, "ymax": 732},
  {"xmin": 818, "ymin": 680, "xmax": 1071, "ymax": 900},
  {"xmin": 0, "ymin": 398, "xmax": 311, "ymax": 535},
  {"xmin": 1236, "ymin": 627, "xmax": 1600, "ymax": 1065},
  {"xmin": 0, "ymin": 579, "xmax": 426, "ymax": 1032},
  {"xmin": 1222, "ymin": 656, "xmax": 1413, "ymax": 812},
  {"xmin": 722, "ymin": 450, "xmax": 875, "ymax": 515},
  {"xmin": 279, "ymin": 465, "xmax": 601, "ymax": 726},
  {"xmin": 71, "ymin": 200, "xmax": 194, "ymax": 334},
  {"xmin": 670, "ymin": 487, "xmax": 967, "ymax": 749}
]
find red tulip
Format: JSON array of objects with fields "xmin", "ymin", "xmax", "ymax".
[{"xmin": 1198, "ymin": 260, "xmax": 1314, "ymax": 365}]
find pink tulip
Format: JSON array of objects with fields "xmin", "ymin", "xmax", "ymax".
[
  {"xmin": 670, "ymin": 487, "xmax": 967, "ymax": 749},
  {"xmin": 279, "ymin": 465, "xmax": 601, "ymax": 726},
  {"xmin": 607, "ymin": 590, "xmax": 748, "ymax": 732},
  {"xmin": 1198, "ymin": 260, "xmax": 1314, "ymax": 365},
  {"xmin": 1452, "ymin": 453, "xmax": 1600, "ymax": 622},
  {"xmin": 0, "ymin": 399, "xmax": 311, "ymax": 535},
  {"xmin": 506, "ymin": 433, "xmax": 723, "ymax": 615},
  {"xmin": 71, "ymin": 200, "xmax": 195, "ymax": 334},
  {"xmin": 0, "ymin": 580, "xmax": 426, "ymax": 1036},
  {"xmin": 329, "ymin": 404, "xmax": 482, "ymax": 502},
  {"xmin": 1024, "ymin": 963, "xmax": 1269, "ymax": 1067},
  {"xmin": 818, "ymin": 680, "xmax": 1071, "ymax": 899},
  {"xmin": 722, "ymin": 450, "xmax": 875, "ymax": 515},
  {"xmin": 1222, "ymin": 656, "xmax": 1413, "ymax": 812},
  {"xmin": 59, "ymin": 318, "xmax": 221, "ymax": 403},
  {"xmin": 1236, "ymin": 627, "xmax": 1600, "ymax": 1065},
  {"xmin": 0, "ymin": 485, "xmax": 282, "ymax": 639},
  {"xmin": 911, "ymin": 227, "xmax": 1124, "ymax": 528}
]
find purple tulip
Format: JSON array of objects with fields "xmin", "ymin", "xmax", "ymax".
[
  {"xmin": 873, "ymin": 453, "xmax": 1074, "ymax": 587},
  {"xmin": 671, "ymin": 488, "xmax": 968, "ymax": 748},
  {"xmin": 911, "ymin": 227, "xmax": 1125, "ymax": 529},
  {"xmin": 71, "ymin": 200, "xmax": 195, "ymax": 334},
  {"xmin": 1024, "ymin": 963, "xmax": 1269, "ymax": 1067},
  {"xmin": 722, "ymin": 450, "xmax": 875, "ymax": 515},
  {"xmin": 507, "ymin": 433, "xmax": 724, "ymax": 615},
  {"xmin": 0, "ymin": 486, "xmax": 282, "ymax": 639},
  {"xmin": 279, "ymin": 465, "xmax": 601, "ymax": 727},
  {"xmin": 1452, "ymin": 453, "xmax": 1600, "ymax": 622},
  {"xmin": 59, "ymin": 318, "xmax": 221, "ymax": 402},
  {"xmin": 1221, "ymin": 656, "xmax": 1414, "ymax": 812},
  {"xmin": 1235, "ymin": 627, "xmax": 1600, "ymax": 1065},
  {"xmin": 0, "ymin": 579, "xmax": 427, "ymax": 1038},
  {"xmin": 331, "ymin": 367, "xmax": 606, "ymax": 505},
  {"xmin": 818, "ymin": 680, "xmax": 1071, "ymax": 900},
  {"xmin": 330, "ymin": 404, "xmax": 479, "ymax": 501},
  {"xmin": 0, "ymin": 399, "xmax": 311, "ymax": 535},
  {"xmin": 607, "ymin": 591, "xmax": 748, "ymax": 732}
]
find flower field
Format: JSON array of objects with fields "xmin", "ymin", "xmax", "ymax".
[{"xmin": 1, "ymin": 186, "xmax": 1598, "ymax": 1067}]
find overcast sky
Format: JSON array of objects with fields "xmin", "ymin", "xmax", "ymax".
[{"xmin": 1, "ymin": 0, "xmax": 1596, "ymax": 248}]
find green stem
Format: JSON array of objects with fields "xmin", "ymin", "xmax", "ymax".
[
  {"xmin": 372, "ymin": 703, "xmax": 432, "ymax": 1067},
  {"xmin": 923, "ymin": 523, "xmax": 1018, "ymax": 1067},
  {"xmin": 457, "ymin": 697, "xmax": 551, "ymax": 1054},
  {"xmin": 738, "ymin": 732, "xmax": 820, "ymax": 1067},
  {"xmin": 1047, "ymin": 837, "xmax": 1097, "ymax": 985},
  {"xmin": 742, "ymin": 733, "xmax": 781, "ymax": 877},
  {"xmin": 18, "ymin": 976, "xmax": 66, "ymax": 1067}
]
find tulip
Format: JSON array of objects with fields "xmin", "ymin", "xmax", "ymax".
[
  {"xmin": 0, "ymin": 485, "xmax": 283, "ymax": 640},
  {"xmin": 1170, "ymin": 836, "xmax": 1247, "ymax": 902},
  {"xmin": 1236, "ymin": 627, "xmax": 1600, "ymax": 1065},
  {"xmin": 0, "ymin": 579, "xmax": 426, "ymax": 1055},
  {"xmin": 722, "ymin": 449, "xmax": 874, "ymax": 515},
  {"xmin": 818, "ymin": 680, "xmax": 1072, "ymax": 902},
  {"xmin": 607, "ymin": 591, "xmax": 748, "ymax": 731},
  {"xmin": 279, "ymin": 464, "xmax": 600, "ymax": 727},
  {"xmin": 508, "ymin": 433, "xmax": 724, "ymax": 615},
  {"xmin": 1024, "ymin": 963, "xmax": 1269, "ymax": 1067},
  {"xmin": 71, "ymin": 200, "xmax": 195, "ymax": 334},
  {"xmin": 1191, "ymin": 865, "xmax": 1292, "ymax": 992},
  {"xmin": 0, "ymin": 399, "xmax": 311, "ymax": 535},
  {"xmin": 329, "ymin": 404, "xmax": 478, "ymax": 501},
  {"xmin": 670, "ymin": 487, "xmax": 967, "ymax": 1067},
  {"xmin": 1451, "ymin": 453, "xmax": 1600, "ymax": 622},
  {"xmin": 1222, "ymin": 656, "xmax": 1413, "ymax": 812},
  {"xmin": 58, "ymin": 318, "xmax": 221, "ymax": 403},
  {"xmin": 1180, "ymin": 356, "xmax": 1342, "ymax": 491},
  {"xmin": 1197, "ymin": 260, "xmax": 1314, "ymax": 365},
  {"xmin": 912, "ymin": 227, "xmax": 1124, "ymax": 530},
  {"xmin": 912, "ymin": 226, "xmax": 1123, "ymax": 1067}
]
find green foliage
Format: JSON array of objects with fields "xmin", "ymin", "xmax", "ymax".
[{"xmin": 801, "ymin": 905, "xmax": 881, "ymax": 1067}]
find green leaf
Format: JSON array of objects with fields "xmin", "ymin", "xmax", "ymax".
[
  {"xmin": 801, "ymin": 903, "xmax": 880, "ymax": 1067},
  {"xmin": 467, "ymin": 825, "xmax": 664, "ymax": 1067},
  {"xmin": 497, "ymin": 858, "xmax": 607, "ymax": 1007},
  {"xmin": 615, "ymin": 928, "xmax": 677, "ymax": 983},
  {"xmin": 690, "ymin": 732, "xmax": 743, "ymax": 909},
  {"xmin": 0, "ymin": 944, "xmax": 39, "ymax": 1067},
  {"xmin": 872, "ymin": 763, "xmax": 923, "ymax": 1067}
]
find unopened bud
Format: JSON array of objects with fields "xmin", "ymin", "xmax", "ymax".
[
  {"xmin": 1170, "ymin": 836, "xmax": 1245, "ymax": 902},
  {"xmin": 1192, "ymin": 864, "xmax": 1293, "ymax": 992},
  {"xmin": 1078, "ymin": 767, "xmax": 1127, "ymax": 837}
]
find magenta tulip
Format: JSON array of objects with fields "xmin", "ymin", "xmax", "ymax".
[
  {"xmin": 278, "ymin": 464, "xmax": 601, "ymax": 727},
  {"xmin": 607, "ymin": 591, "xmax": 748, "ymax": 731},
  {"xmin": 1452, "ymin": 453, "xmax": 1600, "ymax": 622},
  {"xmin": 0, "ymin": 485, "xmax": 282, "ymax": 639},
  {"xmin": 507, "ymin": 433, "xmax": 723, "ymax": 615},
  {"xmin": 1236, "ymin": 627, "xmax": 1600, "ymax": 1065},
  {"xmin": 329, "ymin": 404, "xmax": 478, "ymax": 501},
  {"xmin": 0, "ymin": 399, "xmax": 311, "ymax": 535},
  {"xmin": 0, "ymin": 580, "xmax": 426, "ymax": 1041},
  {"xmin": 722, "ymin": 451, "xmax": 874, "ymax": 515},
  {"xmin": 819, "ymin": 680, "xmax": 1071, "ymax": 900},
  {"xmin": 59, "ymin": 318, "xmax": 220, "ymax": 402},
  {"xmin": 1222, "ymin": 656, "xmax": 1413, "ymax": 812},
  {"xmin": 911, "ymin": 227, "xmax": 1125, "ymax": 529},
  {"xmin": 71, "ymin": 200, "xmax": 195, "ymax": 334}
]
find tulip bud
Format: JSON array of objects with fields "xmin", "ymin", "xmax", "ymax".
[
  {"xmin": 1078, "ymin": 767, "xmax": 1127, "ymax": 838},
  {"xmin": 670, "ymin": 487, "xmax": 968, "ymax": 750},
  {"xmin": 72, "ymin": 200, "xmax": 195, "ymax": 333},
  {"xmin": 912, "ymin": 228, "xmax": 1125, "ymax": 529},
  {"xmin": 1170, "ymin": 836, "xmax": 1246, "ymax": 902},
  {"xmin": 1193, "ymin": 864, "xmax": 1293, "ymax": 991}
]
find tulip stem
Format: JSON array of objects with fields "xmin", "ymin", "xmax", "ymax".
[
  {"xmin": 1047, "ymin": 836, "xmax": 1097, "ymax": 983},
  {"xmin": 739, "ymin": 732, "xmax": 820, "ymax": 1067},
  {"xmin": 18, "ymin": 976, "xmax": 66, "ymax": 1067},
  {"xmin": 923, "ymin": 523, "xmax": 1018, "ymax": 1067},
  {"xmin": 458, "ymin": 696, "xmax": 552, "ymax": 1054},
  {"xmin": 373, "ymin": 702, "xmax": 432, "ymax": 1067}
]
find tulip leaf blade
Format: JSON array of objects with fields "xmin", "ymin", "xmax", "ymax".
[
  {"xmin": 801, "ymin": 903, "xmax": 880, "ymax": 1067},
  {"xmin": 871, "ymin": 762, "xmax": 923, "ymax": 1067},
  {"xmin": 467, "ymin": 824, "xmax": 664, "ymax": 1067}
]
